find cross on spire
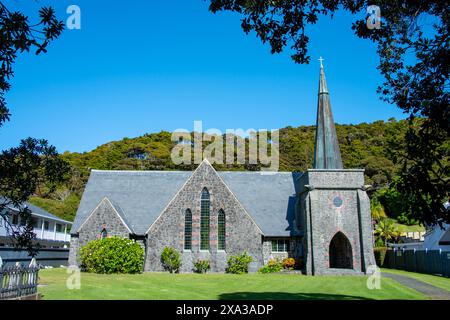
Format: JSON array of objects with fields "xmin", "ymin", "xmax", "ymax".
[{"xmin": 318, "ymin": 56, "xmax": 325, "ymax": 68}]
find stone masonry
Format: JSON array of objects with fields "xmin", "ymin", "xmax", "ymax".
[
  {"xmin": 68, "ymin": 198, "xmax": 132, "ymax": 266},
  {"xmin": 297, "ymin": 169, "xmax": 376, "ymax": 275},
  {"xmin": 145, "ymin": 160, "xmax": 264, "ymax": 273}
]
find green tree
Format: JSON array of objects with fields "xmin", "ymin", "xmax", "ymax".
[
  {"xmin": 0, "ymin": 3, "xmax": 66, "ymax": 254},
  {"xmin": 0, "ymin": 138, "xmax": 68, "ymax": 255},
  {"xmin": 371, "ymin": 201, "xmax": 387, "ymax": 222},
  {"xmin": 208, "ymin": 0, "xmax": 449, "ymax": 227},
  {"xmin": 374, "ymin": 218, "xmax": 400, "ymax": 246}
]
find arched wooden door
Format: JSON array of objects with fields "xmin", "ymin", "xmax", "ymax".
[{"xmin": 329, "ymin": 232, "xmax": 353, "ymax": 269}]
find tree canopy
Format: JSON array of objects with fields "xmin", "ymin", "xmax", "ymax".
[{"xmin": 0, "ymin": 2, "xmax": 66, "ymax": 253}]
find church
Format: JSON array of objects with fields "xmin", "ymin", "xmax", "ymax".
[{"xmin": 68, "ymin": 64, "xmax": 376, "ymax": 275}]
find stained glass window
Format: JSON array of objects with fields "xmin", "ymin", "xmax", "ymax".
[
  {"xmin": 200, "ymin": 188, "xmax": 210, "ymax": 250},
  {"xmin": 184, "ymin": 209, "xmax": 192, "ymax": 250},
  {"xmin": 218, "ymin": 210, "xmax": 226, "ymax": 251}
]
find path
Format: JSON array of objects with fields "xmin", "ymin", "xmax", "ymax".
[{"xmin": 382, "ymin": 272, "xmax": 450, "ymax": 300}]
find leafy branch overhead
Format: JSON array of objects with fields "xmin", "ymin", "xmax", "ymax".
[
  {"xmin": 0, "ymin": 2, "xmax": 66, "ymax": 254},
  {"xmin": 209, "ymin": 0, "xmax": 449, "ymax": 226},
  {"xmin": 0, "ymin": 2, "xmax": 64, "ymax": 127},
  {"xmin": 0, "ymin": 138, "xmax": 69, "ymax": 255}
]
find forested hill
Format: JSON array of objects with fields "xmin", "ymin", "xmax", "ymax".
[{"xmin": 29, "ymin": 118, "xmax": 409, "ymax": 223}]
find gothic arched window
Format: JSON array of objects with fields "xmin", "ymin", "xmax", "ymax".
[
  {"xmin": 200, "ymin": 188, "xmax": 210, "ymax": 250},
  {"xmin": 101, "ymin": 228, "xmax": 108, "ymax": 239},
  {"xmin": 184, "ymin": 209, "xmax": 192, "ymax": 250},
  {"xmin": 218, "ymin": 210, "xmax": 226, "ymax": 251}
]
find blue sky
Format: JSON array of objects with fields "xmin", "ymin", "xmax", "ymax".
[{"xmin": 1, "ymin": 0, "xmax": 406, "ymax": 153}]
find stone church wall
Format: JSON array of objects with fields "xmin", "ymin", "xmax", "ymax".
[
  {"xmin": 145, "ymin": 162, "xmax": 264, "ymax": 273},
  {"xmin": 68, "ymin": 198, "xmax": 132, "ymax": 266}
]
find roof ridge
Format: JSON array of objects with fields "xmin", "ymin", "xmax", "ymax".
[{"xmin": 91, "ymin": 169, "xmax": 295, "ymax": 174}]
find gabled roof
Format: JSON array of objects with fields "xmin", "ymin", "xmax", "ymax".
[
  {"xmin": 72, "ymin": 170, "xmax": 191, "ymax": 235},
  {"xmin": 72, "ymin": 167, "xmax": 301, "ymax": 237}
]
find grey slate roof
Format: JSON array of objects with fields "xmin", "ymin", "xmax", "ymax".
[
  {"xmin": 217, "ymin": 172, "xmax": 302, "ymax": 237},
  {"xmin": 72, "ymin": 171, "xmax": 191, "ymax": 235},
  {"xmin": 72, "ymin": 169, "xmax": 302, "ymax": 237}
]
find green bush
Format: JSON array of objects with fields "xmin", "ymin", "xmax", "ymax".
[
  {"xmin": 161, "ymin": 247, "xmax": 182, "ymax": 273},
  {"xmin": 193, "ymin": 259, "xmax": 211, "ymax": 274},
  {"xmin": 258, "ymin": 258, "xmax": 283, "ymax": 274},
  {"xmin": 226, "ymin": 252, "xmax": 253, "ymax": 274},
  {"xmin": 80, "ymin": 236, "xmax": 144, "ymax": 274},
  {"xmin": 374, "ymin": 247, "xmax": 388, "ymax": 267}
]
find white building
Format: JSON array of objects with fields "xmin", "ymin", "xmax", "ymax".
[
  {"xmin": 389, "ymin": 201, "xmax": 450, "ymax": 251},
  {"xmin": 421, "ymin": 223, "xmax": 450, "ymax": 251},
  {"xmin": 0, "ymin": 202, "xmax": 72, "ymax": 245}
]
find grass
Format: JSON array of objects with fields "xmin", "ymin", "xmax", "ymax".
[
  {"xmin": 38, "ymin": 268, "xmax": 428, "ymax": 300},
  {"xmin": 394, "ymin": 223, "xmax": 425, "ymax": 233},
  {"xmin": 382, "ymin": 268, "xmax": 450, "ymax": 292}
]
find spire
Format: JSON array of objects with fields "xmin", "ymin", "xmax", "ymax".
[{"xmin": 313, "ymin": 59, "xmax": 343, "ymax": 169}]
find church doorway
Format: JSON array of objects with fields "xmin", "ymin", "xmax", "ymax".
[{"xmin": 329, "ymin": 232, "xmax": 353, "ymax": 269}]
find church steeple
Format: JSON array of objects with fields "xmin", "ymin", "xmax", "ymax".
[{"xmin": 313, "ymin": 58, "xmax": 343, "ymax": 169}]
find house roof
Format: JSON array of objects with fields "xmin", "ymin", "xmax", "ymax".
[
  {"xmin": 72, "ymin": 168, "xmax": 301, "ymax": 237},
  {"xmin": 24, "ymin": 202, "xmax": 72, "ymax": 224},
  {"xmin": 439, "ymin": 227, "xmax": 450, "ymax": 245},
  {"xmin": 1, "ymin": 197, "xmax": 72, "ymax": 224}
]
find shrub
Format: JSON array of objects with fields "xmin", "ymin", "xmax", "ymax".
[
  {"xmin": 258, "ymin": 258, "xmax": 283, "ymax": 274},
  {"xmin": 226, "ymin": 252, "xmax": 253, "ymax": 274},
  {"xmin": 282, "ymin": 258, "xmax": 296, "ymax": 270},
  {"xmin": 80, "ymin": 236, "xmax": 144, "ymax": 274},
  {"xmin": 161, "ymin": 247, "xmax": 182, "ymax": 273},
  {"xmin": 374, "ymin": 247, "xmax": 388, "ymax": 267},
  {"xmin": 193, "ymin": 260, "xmax": 211, "ymax": 274}
]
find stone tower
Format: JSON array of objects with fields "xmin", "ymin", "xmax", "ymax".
[{"xmin": 298, "ymin": 60, "xmax": 376, "ymax": 275}]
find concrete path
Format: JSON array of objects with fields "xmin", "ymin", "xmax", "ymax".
[{"xmin": 382, "ymin": 272, "xmax": 450, "ymax": 300}]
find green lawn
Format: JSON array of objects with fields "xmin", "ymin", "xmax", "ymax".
[
  {"xmin": 38, "ymin": 268, "xmax": 428, "ymax": 300},
  {"xmin": 394, "ymin": 223, "xmax": 425, "ymax": 233},
  {"xmin": 382, "ymin": 268, "xmax": 450, "ymax": 292}
]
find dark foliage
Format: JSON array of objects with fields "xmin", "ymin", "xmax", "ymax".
[
  {"xmin": 0, "ymin": 138, "xmax": 69, "ymax": 255},
  {"xmin": 0, "ymin": 3, "xmax": 65, "ymax": 254},
  {"xmin": 0, "ymin": 2, "xmax": 64, "ymax": 127}
]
